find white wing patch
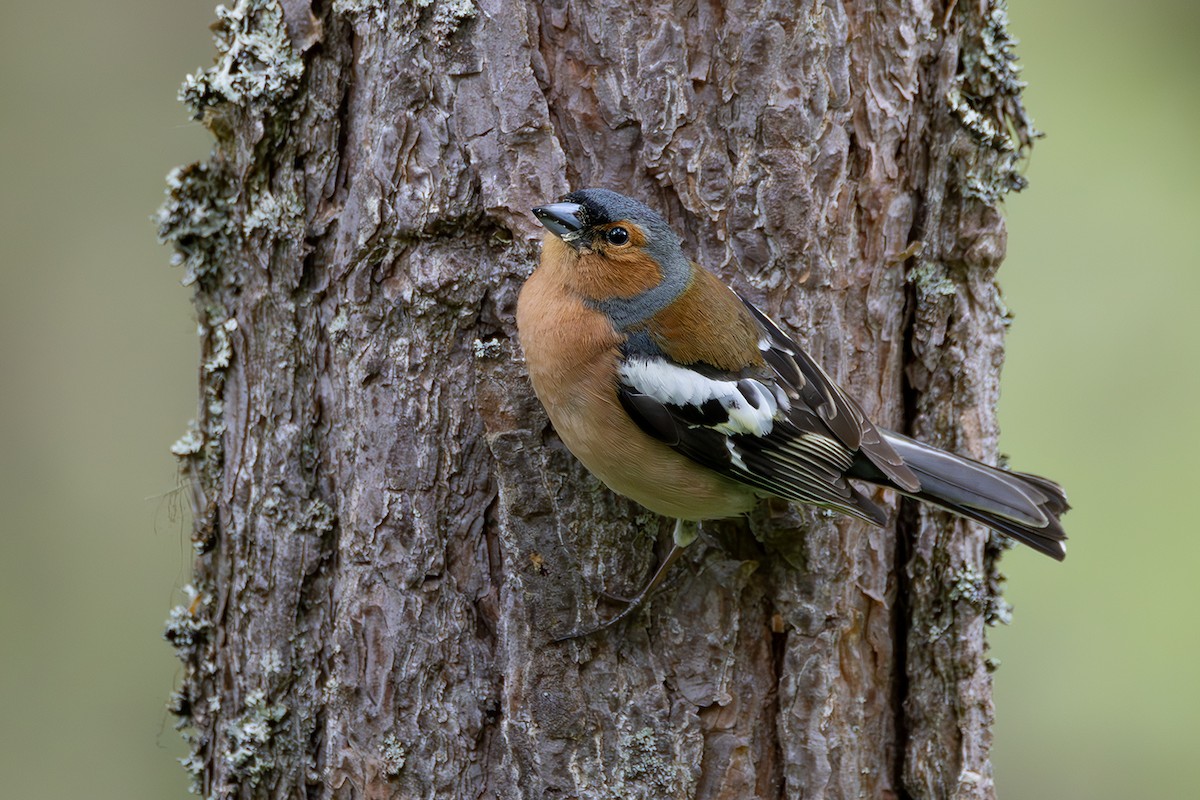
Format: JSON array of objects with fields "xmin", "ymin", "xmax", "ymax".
[
  {"xmin": 725, "ymin": 439, "xmax": 748, "ymax": 470},
  {"xmin": 619, "ymin": 357, "xmax": 780, "ymax": 437}
]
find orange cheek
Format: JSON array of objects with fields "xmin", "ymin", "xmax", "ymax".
[{"xmin": 574, "ymin": 250, "xmax": 663, "ymax": 300}]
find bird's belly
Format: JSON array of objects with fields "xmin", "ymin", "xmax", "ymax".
[{"xmin": 544, "ymin": 376, "xmax": 758, "ymax": 521}]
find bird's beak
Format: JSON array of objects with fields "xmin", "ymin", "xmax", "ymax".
[{"xmin": 532, "ymin": 202, "xmax": 585, "ymax": 242}]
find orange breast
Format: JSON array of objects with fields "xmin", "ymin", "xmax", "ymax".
[{"xmin": 517, "ymin": 261, "xmax": 758, "ymax": 520}]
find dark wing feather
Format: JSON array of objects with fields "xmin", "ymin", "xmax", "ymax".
[
  {"xmin": 615, "ymin": 295, "xmax": 915, "ymax": 523},
  {"xmin": 617, "ymin": 378, "xmax": 883, "ymax": 522},
  {"xmin": 737, "ymin": 296, "xmax": 919, "ymax": 492}
]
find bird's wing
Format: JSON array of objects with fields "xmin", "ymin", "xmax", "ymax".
[
  {"xmin": 618, "ymin": 293, "xmax": 919, "ymax": 523},
  {"xmin": 736, "ymin": 297, "xmax": 919, "ymax": 492}
]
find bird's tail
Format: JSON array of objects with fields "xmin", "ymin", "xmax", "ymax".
[{"xmin": 879, "ymin": 430, "xmax": 1069, "ymax": 560}]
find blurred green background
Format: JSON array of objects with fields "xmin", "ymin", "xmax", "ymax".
[
  {"xmin": 0, "ymin": 1, "xmax": 1194, "ymax": 798},
  {"xmin": 994, "ymin": 1, "xmax": 1200, "ymax": 797}
]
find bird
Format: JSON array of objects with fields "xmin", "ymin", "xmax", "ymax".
[{"xmin": 516, "ymin": 187, "xmax": 1068, "ymax": 638}]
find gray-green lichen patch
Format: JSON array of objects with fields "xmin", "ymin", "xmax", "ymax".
[
  {"xmin": 223, "ymin": 689, "xmax": 288, "ymax": 786},
  {"xmin": 970, "ymin": 2, "xmax": 1032, "ymax": 101},
  {"xmin": 157, "ymin": 161, "xmax": 235, "ymax": 288},
  {"xmin": 260, "ymin": 648, "xmax": 284, "ymax": 675},
  {"xmin": 164, "ymin": 584, "xmax": 218, "ymax": 796},
  {"xmin": 472, "ymin": 337, "xmax": 503, "ymax": 359},
  {"xmin": 948, "ymin": 564, "xmax": 987, "ymax": 612},
  {"xmin": 946, "ymin": 84, "xmax": 1014, "ymax": 153},
  {"xmin": 946, "ymin": 0, "xmax": 1040, "ymax": 203},
  {"xmin": 164, "ymin": 585, "xmax": 214, "ymax": 660},
  {"xmin": 178, "ymin": 749, "xmax": 207, "ymax": 794},
  {"xmin": 908, "ymin": 260, "xmax": 958, "ymax": 298},
  {"xmin": 335, "ymin": 0, "xmax": 476, "ymax": 43},
  {"xmin": 205, "ymin": 318, "xmax": 238, "ymax": 373},
  {"xmin": 260, "ymin": 488, "xmax": 335, "ymax": 539},
  {"xmin": 332, "ymin": 0, "xmax": 387, "ymax": 24},
  {"xmin": 618, "ymin": 727, "xmax": 676, "ymax": 791},
  {"xmin": 167, "ymin": 309, "xmax": 235, "ymax": 501},
  {"xmin": 426, "ymin": 0, "xmax": 476, "ymax": 41},
  {"xmin": 180, "ymin": 0, "xmax": 304, "ymax": 121},
  {"xmin": 961, "ymin": 166, "xmax": 1012, "ymax": 206},
  {"xmin": 298, "ymin": 497, "xmax": 336, "ymax": 535},
  {"xmin": 242, "ymin": 186, "xmax": 304, "ymax": 237},
  {"xmin": 986, "ymin": 590, "xmax": 1013, "ymax": 628},
  {"xmin": 171, "ymin": 421, "xmax": 204, "ymax": 458},
  {"xmin": 381, "ymin": 733, "xmax": 408, "ymax": 776},
  {"xmin": 984, "ymin": 533, "xmax": 1014, "ymax": 627},
  {"xmin": 950, "ymin": 545, "xmax": 1013, "ymax": 627}
]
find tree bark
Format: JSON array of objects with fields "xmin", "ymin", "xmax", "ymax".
[{"xmin": 159, "ymin": 0, "xmax": 1036, "ymax": 797}]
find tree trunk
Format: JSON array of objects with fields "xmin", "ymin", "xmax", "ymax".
[{"xmin": 159, "ymin": 0, "xmax": 1036, "ymax": 797}]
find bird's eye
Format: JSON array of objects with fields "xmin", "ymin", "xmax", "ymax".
[{"xmin": 605, "ymin": 227, "xmax": 630, "ymax": 246}]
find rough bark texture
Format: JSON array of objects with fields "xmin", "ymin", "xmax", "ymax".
[{"xmin": 159, "ymin": 0, "xmax": 1036, "ymax": 797}]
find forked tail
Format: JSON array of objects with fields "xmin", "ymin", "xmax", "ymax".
[{"xmin": 877, "ymin": 430, "xmax": 1069, "ymax": 560}]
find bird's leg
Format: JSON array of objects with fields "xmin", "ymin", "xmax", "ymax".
[
  {"xmin": 553, "ymin": 519, "xmax": 697, "ymax": 642},
  {"xmin": 587, "ymin": 519, "xmax": 698, "ymax": 603}
]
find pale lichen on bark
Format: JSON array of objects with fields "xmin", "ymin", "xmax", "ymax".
[
  {"xmin": 180, "ymin": 0, "xmax": 304, "ymax": 119},
  {"xmin": 900, "ymin": 1, "xmax": 1039, "ymax": 796},
  {"xmin": 159, "ymin": 1, "xmax": 1040, "ymax": 798}
]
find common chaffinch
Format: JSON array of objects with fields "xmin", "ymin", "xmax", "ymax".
[{"xmin": 517, "ymin": 188, "xmax": 1067, "ymax": 635}]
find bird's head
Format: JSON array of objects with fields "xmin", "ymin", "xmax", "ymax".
[{"xmin": 531, "ymin": 189, "xmax": 692, "ymax": 320}]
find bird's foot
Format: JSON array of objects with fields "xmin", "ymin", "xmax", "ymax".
[{"xmin": 551, "ymin": 540, "xmax": 687, "ymax": 642}]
